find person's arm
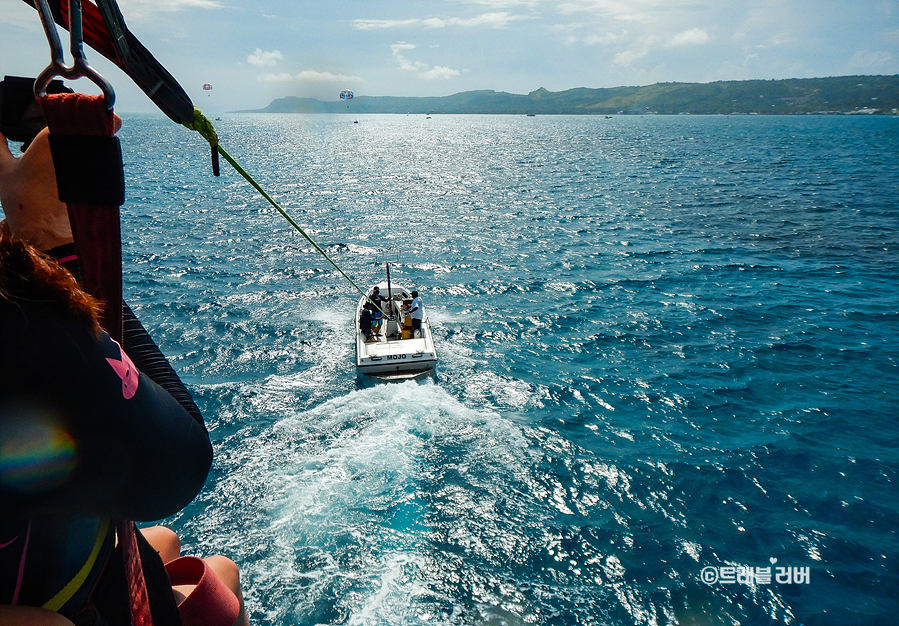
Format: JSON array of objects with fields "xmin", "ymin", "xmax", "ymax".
[
  {"xmin": 2, "ymin": 118, "xmax": 211, "ymax": 523},
  {"xmin": 1, "ymin": 128, "xmax": 74, "ymax": 250},
  {"xmin": 0, "ymin": 301, "xmax": 213, "ymax": 522},
  {"xmin": 122, "ymin": 302, "xmax": 204, "ymax": 427},
  {"xmin": 1, "ymin": 116, "xmax": 120, "ymax": 249},
  {"xmin": 42, "ymin": 251, "xmax": 206, "ymax": 428}
]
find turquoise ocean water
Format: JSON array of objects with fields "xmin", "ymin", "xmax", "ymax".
[{"xmin": 108, "ymin": 113, "xmax": 897, "ymax": 625}]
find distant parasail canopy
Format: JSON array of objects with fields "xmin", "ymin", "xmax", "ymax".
[
  {"xmin": 339, "ymin": 89, "xmax": 354, "ymax": 100},
  {"xmin": 203, "ymin": 83, "xmax": 213, "ymax": 91}
]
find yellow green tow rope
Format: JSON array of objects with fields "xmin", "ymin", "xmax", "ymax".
[{"xmin": 183, "ymin": 107, "xmax": 369, "ymax": 300}]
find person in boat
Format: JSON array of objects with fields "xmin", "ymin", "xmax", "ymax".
[
  {"xmin": 370, "ymin": 286, "xmax": 388, "ymax": 310},
  {"xmin": 371, "ymin": 307, "xmax": 385, "ymax": 337},
  {"xmin": 0, "ymin": 125, "xmax": 249, "ymax": 626},
  {"xmin": 408, "ymin": 290, "xmax": 423, "ymax": 339},
  {"xmin": 359, "ymin": 303, "xmax": 375, "ymax": 342},
  {"xmin": 369, "ymin": 287, "xmax": 388, "ymax": 335}
]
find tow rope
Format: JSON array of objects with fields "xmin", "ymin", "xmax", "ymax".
[
  {"xmin": 182, "ymin": 108, "xmax": 370, "ymax": 300},
  {"xmin": 25, "ymin": 0, "xmax": 378, "ymax": 304}
]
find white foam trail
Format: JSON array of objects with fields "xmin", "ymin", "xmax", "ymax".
[{"xmin": 193, "ymin": 381, "xmax": 533, "ymax": 624}]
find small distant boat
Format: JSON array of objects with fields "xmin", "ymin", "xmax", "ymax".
[{"xmin": 354, "ymin": 266, "xmax": 437, "ymax": 381}]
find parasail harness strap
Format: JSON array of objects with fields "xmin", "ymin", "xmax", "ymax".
[
  {"xmin": 35, "ymin": 2, "xmax": 154, "ymax": 625},
  {"xmin": 41, "ymin": 86, "xmax": 156, "ymax": 626},
  {"xmin": 29, "ymin": 0, "xmax": 377, "ymax": 309},
  {"xmin": 42, "ymin": 92, "xmax": 125, "ymax": 342},
  {"xmin": 26, "ymin": 0, "xmax": 195, "ymax": 125}
]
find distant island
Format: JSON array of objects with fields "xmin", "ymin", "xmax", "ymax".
[{"xmin": 239, "ymin": 75, "xmax": 899, "ymax": 116}]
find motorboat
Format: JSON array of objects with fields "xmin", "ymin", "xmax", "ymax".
[{"xmin": 354, "ymin": 278, "xmax": 437, "ymax": 381}]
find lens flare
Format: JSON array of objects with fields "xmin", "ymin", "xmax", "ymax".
[{"xmin": 0, "ymin": 406, "xmax": 76, "ymax": 494}]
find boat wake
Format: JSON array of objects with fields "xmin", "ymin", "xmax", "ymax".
[
  {"xmin": 178, "ymin": 381, "xmax": 540, "ymax": 625},
  {"xmin": 167, "ymin": 368, "xmax": 801, "ymax": 626}
]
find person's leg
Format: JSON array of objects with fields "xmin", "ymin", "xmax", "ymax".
[
  {"xmin": 139, "ymin": 528, "xmax": 249, "ymax": 626},
  {"xmin": 0, "ymin": 606, "xmax": 75, "ymax": 626},
  {"xmin": 204, "ymin": 556, "xmax": 249, "ymax": 626},
  {"xmin": 140, "ymin": 525, "xmax": 181, "ymax": 564}
]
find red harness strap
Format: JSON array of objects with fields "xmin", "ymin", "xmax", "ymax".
[
  {"xmin": 41, "ymin": 92, "xmax": 153, "ymax": 626},
  {"xmin": 41, "ymin": 92, "xmax": 124, "ymax": 343},
  {"xmin": 118, "ymin": 521, "xmax": 154, "ymax": 626}
]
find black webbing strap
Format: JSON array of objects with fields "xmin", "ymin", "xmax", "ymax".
[{"xmin": 49, "ymin": 134, "xmax": 124, "ymax": 206}]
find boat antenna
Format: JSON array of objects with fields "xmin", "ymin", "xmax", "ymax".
[{"xmin": 385, "ymin": 262, "xmax": 394, "ymax": 319}]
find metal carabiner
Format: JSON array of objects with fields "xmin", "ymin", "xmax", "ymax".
[{"xmin": 33, "ymin": 0, "xmax": 116, "ymax": 108}]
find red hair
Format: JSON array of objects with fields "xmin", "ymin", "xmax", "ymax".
[{"xmin": 0, "ymin": 236, "xmax": 103, "ymax": 336}]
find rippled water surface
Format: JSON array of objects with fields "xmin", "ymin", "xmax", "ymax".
[{"xmin": 113, "ymin": 113, "xmax": 897, "ymax": 625}]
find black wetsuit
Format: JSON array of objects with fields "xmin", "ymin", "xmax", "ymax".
[
  {"xmin": 359, "ymin": 308, "xmax": 373, "ymax": 339},
  {"xmin": 0, "ymin": 244, "xmax": 211, "ymax": 624}
]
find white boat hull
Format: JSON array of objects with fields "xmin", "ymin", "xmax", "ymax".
[{"xmin": 355, "ymin": 282, "xmax": 438, "ymax": 380}]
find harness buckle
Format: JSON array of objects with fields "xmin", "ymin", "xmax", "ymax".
[{"xmin": 33, "ymin": 0, "xmax": 115, "ymax": 109}]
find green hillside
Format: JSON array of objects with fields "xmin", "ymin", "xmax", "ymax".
[{"xmin": 242, "ymin": 76, "xmax": 899, "ymax": 115}]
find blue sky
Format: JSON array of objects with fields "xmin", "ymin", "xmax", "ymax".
[{"xmin": 2, "ymin": 0, "xmax": 898, "ymax": 114}]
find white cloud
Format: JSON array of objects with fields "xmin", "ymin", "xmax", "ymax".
[
  {"xmin": 612, "ymin": 49, "xmax": 644, "ymax": 66},
  {"xmin": 584, "ymin": 32, "xmax": 622, "ymax": 45},
  {"xmin": 552, "ymin": 20, "xmax": 623, "ymax": 46},
  {"xmin": 459, "ymin": 0, "xmax": 538, "ymax": 6},
  {"xmin": 557, "ymin": 0, "xmax": 671, "ymax": 22},
  {"xmin": 353, "ymin": 18, "xmax": 421, "ymax": 30},
  {"xmin": 755, "ymin": 32, "xmax": 796, "ymax": 48},
  {"xmin": 391, "ymin": 42, "xmax": 419, "ymax": 53},
  {"xmin": 667, "ymin": 28, "xmax": 710, "ymax": 47},
  {"xmin": 846, "ymin": 49, "xmax": 894, "ymax": 72},
  {"xmin": 420, "ymin": 66, "xmax": 462, "ymax": 79},
  {"xmin": 392, "ymin": 43, "xmax": 429, "ymax": 72},
  {"xmin": 247, "ymin": 48, "xmax": 284, "ymax": 67},
  {"xmin": 354, "ymin": 11, "xmax": 524, "ymax": 30},
  {"xmin": 553, "ymin": 1, "xmax": 714, "ymax": 61},
  {"xmin": 118, "ymin": 0, "xmax": 223, "ymax": 17},
  {"xmin": 260, "ymin": 71, "xmax": 362, "ymax": 83},
  {"xmin": 80, "ymin": 0, "xmax": 223, "ymax": 23},
  {"xmin": 260, "ymin": 73, "xmax": 295, "ymax": 83},
  {"xmin": 391, "ymin": 42, "xmax": 461, "ymax": 79},
  {"xmin": 296, "ymin": 70, "xmax": 362, "ymax": 83},
  {"xmin": 422, "ymin": 18, "xmax": 448, "ymax": 28},
  {"xmin": 447, "ymin": 12, "xmax": 523, "ymax": 27}
]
